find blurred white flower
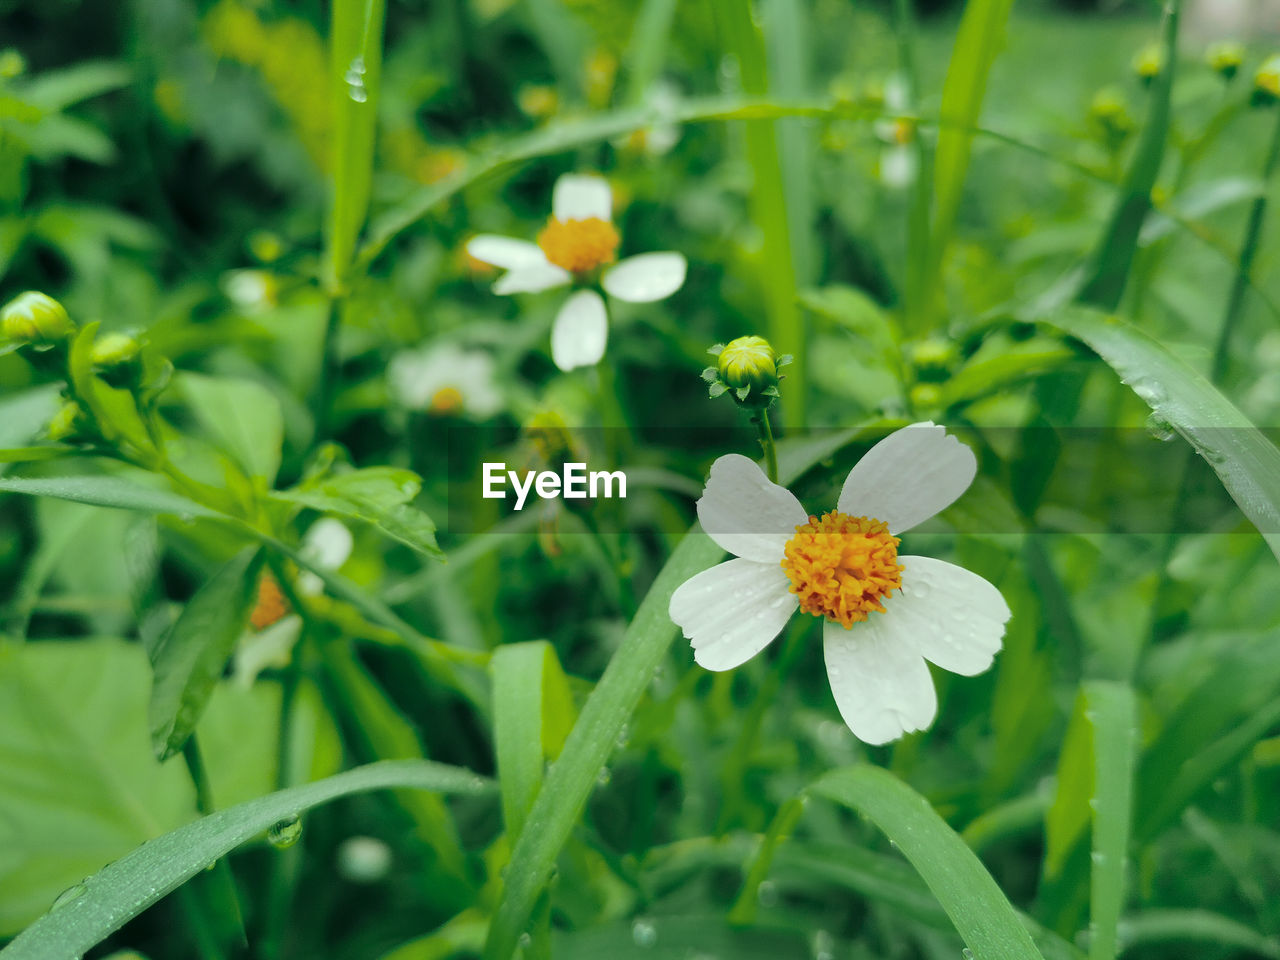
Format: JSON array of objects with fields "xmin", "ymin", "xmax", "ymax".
[
  {"xmin": 668, "ymin": 423, "xmax": 1009, "ymax": 745},
  {"xmin": 874, "ymin": 75, "xmax": 918, "ymax": 191},
  {"xmin": 297, "ymin": 517, "xmax": 354, "ymax": 595},
  {"xmin": 466, "ymin": 174, "xmax": 687, "ymax": 372},
  {"xmin": 337, "ymin": 835, "xmax": 393, "ymax": 883},
  {"xmin": 616, "ymin": 79, "xmax": 682, "ymax": 157},
  {"xmin": 221, "ymin": 269, "xmax": 279, "ymax": 312},
  {"xmin": 388, "ymin": 342, "xmax": 503, "ymax": 419}
]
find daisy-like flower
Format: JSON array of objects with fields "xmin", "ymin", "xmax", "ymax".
[
  {"xmin": 466, "ymin": 174, "xmax": 687, "ymax": 372},
  {"xmin": 388, "ymin": 341, "xmax": 503, "ymax": 419},
  {"xmin": 668, "ymin": 423, "xmax": 1010, "ymax": 745}
]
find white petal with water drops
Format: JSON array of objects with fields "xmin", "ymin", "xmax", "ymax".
[
  {"xmin": 493, "ymin": 262, "xmax": 571, "ymax": 295},
  {"xmin": 696, "ymin": 454, "xmax": 808, "ymax": 562},
  {"xmin": 669, "ymin": 557, "xmax": 797, "ymax": 671},
  {"xmin": 823, "ymin": 618, "xmax": 937, "ymax": 745},
  {"xmin": 891, "ymin": 556, "xmax": 1009, "ymax": 675},
  {"xmin": 551, "ymin": 289, "xmax": 608, "ymax": 371},
  {"xmin": 602, "ymin": 252, "xmax": 687, "ymax": 302}
]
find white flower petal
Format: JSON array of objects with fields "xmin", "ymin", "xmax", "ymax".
[
  {"xmin": 670, "ymin": 557, "xmax": 798, "ymax": 671},
  {"xmin": 696, "ymin": 453, "xmax": 809, "ymax": 562},
  {"xmin": 602, "ymin": 252, "xmax": 687, "ymax": 303},
  {"xmin": 552, "ymin": 174, "xmax": 612, "ymax": 221},
  {"xmin": 823, "ymin": 618, "xmax": 937, "ymax": 745},
  {"xmin": 303, "ymin": 517, "xmax": 354, "ymax": 571},
  {"xmin": 837, "ymin": 422, "xmax": 977, "ymax": 534},
  {"xmin": 892, "ymin": 556, "xmax": 1009, "ymax": 675},
  {"xmin": 466, "ymin": 235, "xmax": 547, "ymax": 270},
  {"xmin": 493, "ymin": 263, "xmax": 571, "ymax": 295},
  {"xmin": 551, "ymin": 290, "xmax": 607, "ymax": 371},
  {"xmin": 880, "ymin": 144, "xmax": 917, "ymax": 190}
]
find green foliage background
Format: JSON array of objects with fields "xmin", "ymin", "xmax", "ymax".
[{"xmin": 2, "ymin": 0, "xmax": 1280, "ymax": 958}]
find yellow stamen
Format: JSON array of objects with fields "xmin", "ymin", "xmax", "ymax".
[
  {"xmin": 536, "ymin": 216, "xmax": 619, "ymax": 274},
  {"xmin": 429, "ymin": 385, "xmax": 464, "ymax": 415},
  {"xmin": 781, "ymin": 511, "xmax": 903, "ymax": 628},
  {"xmin": 250, "ymin": 573, "xmax": 289, "ymax": 630}
]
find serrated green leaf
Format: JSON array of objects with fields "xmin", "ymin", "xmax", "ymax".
[{"xmin": 148, "ymin": 548, "xmax": 262, "ymax": 761}]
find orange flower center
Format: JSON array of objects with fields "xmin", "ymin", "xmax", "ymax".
[
  {"xmin": 781, "ymin": 511, "xmax": 903, "ymax": 628},
  {"xmin": 536, "ymin": 216, "xmax": 619, "ymax": 273},
  {"xmin": 429, "ymin": 385, "xmax": 464, "ymax": 415},
  {"xmin": 250, "ymin": 573, "xmax": 289, "ymax": 630}
]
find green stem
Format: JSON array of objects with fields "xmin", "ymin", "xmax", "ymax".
[
  {"xmin": 1211, "ymin": 109, "xmax": 1280, "ymax": 384},
  {"xmin": 182, "ymin": 732, "xmax": 216, "ymax": 815},
  {"xmin": 755, "ymin": 409, "xmax": 779, "ymax": 483},
  {"xmin": 727, "ymin": 794, "xmax": 808, "ymax": 925},
  {"xmin": 314, "ymin": 297, "xmax": 342, "ymax": 442}
]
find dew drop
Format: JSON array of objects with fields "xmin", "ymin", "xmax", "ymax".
[
  {"xmin": 51, "ymin": 882, "xmax": 87, "ymax": 911},
  {"xmin": 268, "ymin": 814, "xmax": 303, "ymax": 849},
  {"xmin": 631, "ymin": 918, "xmax": 657, "ymax": 948},
  {"xmin": 596, "ymin": 767, "xmax": 612, "ymax": 786},
  {"xmin": 1145, "ymin": 412, "xmax": 1176, "ymax": 442},
  {"xmin": 756, "ymin": 879, "xmax": 779, "ymax": 907},
  {"xmin": 962, "ymin": 950, "xmax": 975, "ymax": 959}
]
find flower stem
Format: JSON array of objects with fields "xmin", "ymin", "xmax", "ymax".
[
  {"xmin": 756, "ymin": 409, "xmax": 779, "ymax": 483},
  {"xmin": 1211, "ymin": 108, "xmax": 1280, "ymax": 384}
]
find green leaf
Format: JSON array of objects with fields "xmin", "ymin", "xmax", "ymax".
[
  {"xmin": 0, "ymin": 760, "xmax": 491, "ymax": 960},
  {"xmin": 928, "ymin": 0, "xmax": 1016, "ymax": 297},
  {"xmin": 275, "ymin": 466, "xmax": 442, "ymax": 559},
  {"xmin": 0, "ymin": 446, "xmax": 78, "ymax": 463},
  {"xmin": 1083, "ymin": 681, "xmax": 1138, "ymax": 960},
  {"xmin": 324, "ymin": 0, "xmax": 386, "ymax": 288},
  {"xmin": 179, "ymin": 372, "xmax": 284, "ymax": 486},
  {"xmin": 1046, "ymin": 308, "xmax": 1280, "ymax": 564},
  {"xmin": 1117, "ymin": 909, "xmax": 1280, "ymax": 958},
  {"xmin": 0, "ymin": 639, "xmax": 336, "ymax": 937},
  {"xmin": 491, "ymin": 641, "xmax": 576, "ymax": 840},
  {"xmin": 0, "ymin": 474, "xmax": 216, "ymax": 518},
  {"xmin": 17, "ymin": 61, "xmax": 131, "ymax": 111},
  {"xmin": 66, "ymin": 323, "xmax": 154, "ymax": 459},
  {"xmin": 810, "ymin": 766, "xmax": 1045, "ymax": 960},
  {"xmin": 148, "ymin": 548, "xmax": 262, "ymax": 761}
]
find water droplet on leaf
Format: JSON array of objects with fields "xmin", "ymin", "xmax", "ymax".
[
  {"xmin": 631, "ymin": 918, "xmax": 657, "ymax": 948},
  {"xmin": 51, "ymin": 882, "xmax": 87, "ymax": 911},
  {"xmin": 268, "ymin": 814, "xmax": 303, "ymax": 849}
]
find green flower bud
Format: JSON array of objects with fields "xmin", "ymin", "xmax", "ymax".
[
  {"xmin": 1132, "ymin": 44, "xmax": 1163, "ymax": 85},
  {"xmin": 91, "ymin": 332, "xmax": 142, "ymax": 367},
  {"xmin": 1088, "ymin": 87, "xmax": 1135, "ymax": 149},
  {"xmin": 0, "ymin": 49, "xmax": 25, "ymax": 80},
  {"xmin": 704, "ymin": 336, "xmax": 791, "ymax": 406},
  {"xmin": 46, "ymin": 400, "xmax": 91, "ymax": 442},
  {"xmin": 1, "ymin": 291, "xmax": 74, "ymax": 344},
  {"xmin": 1253, "ymin": 55, "xmax": 1280, "ymax": 106},
  {"xmin": 909, "ymin": 383, "xmax": 944, "ymax": 412},
  {"xmin": 910, "ymin": 337, "xmax": 958, "ymax": 371},
  {"xmin": 1206, "ymin": 40, "xmax": 1245, "ymax": 80}
]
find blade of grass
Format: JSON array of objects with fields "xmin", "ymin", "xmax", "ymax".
[
  {"xmin": 1076, "ymin": 0, "xmax": 1179, "ymax": 309},
  {"xmin": 1083, "ymin": 681, "xmax": 1138, "ymax": 960},
  {"xmin": 1044, "ymin": 307, "xmax": 1280, "ymax": 565},
  {"xmin": 0, "ymin": 761, "xmax": 492, "ymax": 960},
  {"xmin": 621, "ymin": 0, "xmax": 678, "ymax": 106},
  {"xmin": 810, "ymin": 765, "xmax": 1046, "ymax": 960}
]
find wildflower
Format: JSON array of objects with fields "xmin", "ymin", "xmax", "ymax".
[
  {"xmin": 617, "ymin": 80, "xmax": 682, "ymax": 157},
  {"xmin": 1132, "ymin": 43, "xmax": 1163, "ymax": 85},
  {"xmin": 1, "ymin": 291, "xmax": 75, "ymax": 345},
  {"xmin": 874, "ymin": 75, "xmax": 917, "ymax": 190},
  {"xmin": 466, "ymin": 174, "xmax": 687, "ymax": 372},
  {"xmin": 250, "ymin": 573, "xmax": 289, "ymax": 630},
  {"xmin": 388, "ymin": 342, "xmax": 503, "ymax": 419},
  {"xmin": 221, "ymin": 269, "xmax": 280, "ymax": 312},
  {"xmin": 703, "ymin": 335, "xmax": 791, "ymax": 406},
  {"xmin": 1089, "ymin": 87, "xmax": 1135, "ymax": 151},
  {"xmin": 1206, "ymin": 40, "xmax": 1245, "ymax": 80},
  {"xmin": 517, "ymin": 83, "xmax": 559, "ymax": 120},
  {"xmin": 668, "ymin": 423, "xmax": 1010, "ymax": 745}
]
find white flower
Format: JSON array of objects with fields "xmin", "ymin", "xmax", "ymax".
[
  {"xmin": 388, "ymin": 341, "xmax": 503, "ymax": 419},
  {"xmin": 668, "ymin": 423, "xmax": 1010, "ymax": 745},
  {"xmin": 615, "ymin": 79, "xmax": 682, "ymax": 157},
  {"xmin": 874, "ymin": 75, "xmax": 918, "ymax": 191},
  {"xmin": 466, "ymin": 174, "xmax": 687, "ymax": 372}
]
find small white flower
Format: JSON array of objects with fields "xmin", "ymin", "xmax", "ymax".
[
  {"xmin": 874, "ymin": 75, "xmax": 918, "ymax": 191},
  {"xmin": 466, "ymin": 173, "xmax": 687, "ymax": 372},
  {"xmin": 615, "ymin": 79, "xmax": 682, "ymax": 157},
  {"xmin": 388, "ymin": 341, "xmax": 503, "ymax": 419},
  {"xmin": 668, "ymin": 422, "xmax": 1010, "ymax": 745}
]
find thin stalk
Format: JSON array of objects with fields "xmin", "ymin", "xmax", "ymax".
[
  {"xmin": 1211, "ymin": 109, "xmax": 1280, "ymax": 384},
  {"xmin": 755, "ymin": 409, "xmax": 779, "ymax": 484},
  {"xmin": 891, "ymin": 0, "xmax": 933, "ymax": 334},
  {"xmin": 727, "ymin": 795, "xmax": 808, "ymax": 925},
  {"xmin": 314, "ymin": 297, "xmax": 342, "ymax": 442}
]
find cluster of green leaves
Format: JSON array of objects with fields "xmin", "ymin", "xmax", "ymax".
[{"xmin": 4, "ymin": 0, "xmax": 1280, "ymax": 958}]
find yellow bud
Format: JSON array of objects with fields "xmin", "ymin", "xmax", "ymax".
[
  {"xmin": 1132, "ymin": 44, "xmax": 1163, "ymax": 83},
  {"xmin": 1, "ymin": 291, "xmax": 74, "ymax": 344},
  {"xmin": 1254, "ymin": 55, "xmax": 1280, "ymax": 105},
  {"xmin": 717, "ymin": 336, "xmax": 778, "ymax": 390}
]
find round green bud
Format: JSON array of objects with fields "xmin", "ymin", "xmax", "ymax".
[
  {"xmin": 1254, "ymin": 55, "xmax": 1280, "ymax": 106},
  {"xmin": 910, "ymin": 337, "xmax": 958, "ymax": 371},
  {"xmin": 1206, "ymin": 40, "xmax": 1245, "ymax": 80},
  {"xmin": 1, "ymin": 291, "xmax": 74, "ymax": 344},
  {"xmin": 0, "ymin": 49, "xmax": 25, "ymax": 79},
  {"xmin": 1089, "ymin": 87, "xmax": 1135, "ymax": 146},
  {"xmin": 1132, "ymin": 44, "xmax": 1163, "ymax": 84},
  {"xmin": 91, "ymin": 332, "xmax": 142, "ymax": 367},
  {"xmin": 909, "ymin": 383, "xmax": 944, "ymax": 411},
  {"xmin": 717, "ymin": 335, "xmax": 779, "ymax": 391}
]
